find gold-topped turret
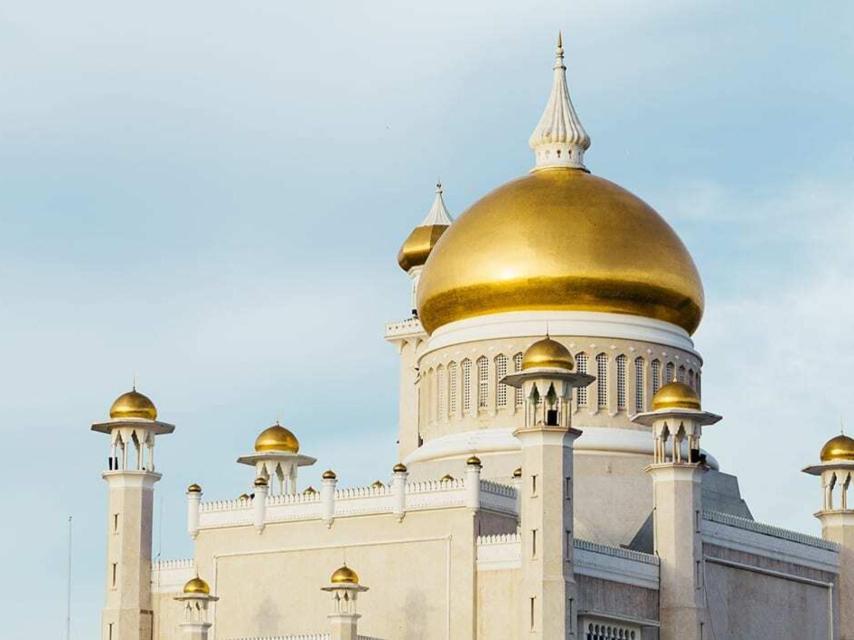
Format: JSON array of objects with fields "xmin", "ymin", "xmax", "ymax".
[
  {"xmin": 330, "ymin": 565, "xmax": 360, "ymax": 585},
  {"xmin": 522, "ymin": 337, "xmax": 574, "ymax": 371},
  {"xmin": 183, "ymin": 575, "xmax": 211, "ymax": 595},
  {"xmin": 397, "ymin": 182, "xmax": 454, "ymax": 272},
  {"xmin": 652, "ymin": 380, "xmax": 701, "ymax": 411},
  {"xmin": 110, "ymin": 388, "xmax": 158, "ymax": 421},
  {"xmin": 254, "ymin": 422, "xmax": 300, "ymax": 453},
  {"xmin": 821, "ymin": 434, "xmax": 854, "ymax": 462}
]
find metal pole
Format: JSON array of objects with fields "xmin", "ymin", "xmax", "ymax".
[{"xmin": 66, "ymin": 515, "xmax": 72, "ymax": 640}]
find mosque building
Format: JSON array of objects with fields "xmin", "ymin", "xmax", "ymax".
[{"xmin": 91, "ymin": 33, "xmax": 854, "ymax": 640}]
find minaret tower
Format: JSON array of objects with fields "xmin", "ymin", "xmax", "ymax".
[
  {"xmin": 502, "ymin": 337, "xmax": 593, "ymax": 638},
  {"xmin": 632, "ymin": 381, "xmax": 721, "ymax": 640},
  {"xmin": 321, "ymin": 565, "xmax": 369, "ymax": 640},
  {"xmin": 237, "ymin": 421, "xmax": 316, "ymax": 495},
  {"xmin": 173, "ymin": 575, "xmax": 218, "ymax": 640},
  {"xmin": 803, "ymin": 432, "xmax": 854, "ymax": 638},
  {"xmin": 92, "ymin": 388, "xmax": 175, "ymax": 640},
  {"xmin": 388, "ymin": 183, "xmax": 454, "ymax": 459}
]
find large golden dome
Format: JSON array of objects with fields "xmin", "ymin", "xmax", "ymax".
[{"xmin": 416, "ymin": 168, "xmax": 704, "ymax": 335}]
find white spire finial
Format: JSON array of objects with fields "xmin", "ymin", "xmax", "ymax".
[
  {"xmin": 528, "ymin": 32, "xmax": 590, "ymax": 171},
  {"xmin": 420, "ymin": 180, "xmax": 453, "ymax": 227}
]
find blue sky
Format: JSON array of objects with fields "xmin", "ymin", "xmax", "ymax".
[{"xmin": 1, "ymin": 1, "xmax": 853, "ymax": 637}]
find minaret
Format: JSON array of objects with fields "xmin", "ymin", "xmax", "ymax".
[
  {"xmin": 803, "ymin": 432, "xmax": 854, "ymax": 638},
  {"xmin": 388, "ymin": 182, "xmax": 454, "ymax": 460},
  {"xmin": 91, "ymin": 388, "xmax": 175, "ymax": 640},
  {"xmin": 236, "ymin": 421, "xmax": 316, "ymax": 495},
  {"xmin": 529, "ymin": 32, "xmax": 590, "ymax": 171},
  {"xmin": 173, "ymin": 575, "xmax": 218, "ymax": 640},
  {"xmin": 632, "ymin": 381, "xmax": 721, "ymax": 640},
  {"xmin": 502, "ymin": 337, "xmax": 594, "ymax": 639},
  {"xmin": 321, "ymin": 565, "xmax": 369, "ymax": 640}
]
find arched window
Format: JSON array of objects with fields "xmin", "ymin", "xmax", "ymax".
[
  {"xmin": 688, "ymin": 368, "xmax": 695, "ymax": 389},
  {"xmin": 448, "ymin": 362, "xmax": 458, "ymax": 415},
  {"xmin": 634, "ymin": 357, "xmax": 645, "ymax": 413},
  {"xmin": 461, "ymin": 359, "xmax": 472, "ymax": 412},
  {"xmin": 427, "ymin": 368, "xmax": 435, "ymax": 423},
  {"xmin": 576, "ymin": 353, "xmax": 588, "ymax": 407},
  {"xmin": 696, "ymin": 371, "xmax": 702, "ymax": 396},
  {"xmin": 477, "ymin": 356, "xmax": 489, "ymax": 409},
  {"xmin": 651, "ymin": 359, "xmax": 661, "ymax": 394},
  {"xmin": 596, "ymin": 353, "xmax": 608, "ymax": 408},
  {"xmin": 665, "ymin": 362, "xmax": 675, "ymax": 385},
  {"xmin": 514, "ymin": 352, "xmax": 524, "ymax": 407},
  {"xmin": 616, "ymin": 354, "xmax": 627, "ymax": 411},
  {"xmin": 437, "ymin": 365, "xmax": 446, "ymax": 418},
  {"xmin": 495, "ymin": 354, "xmax": 508, "ymax": 408},
  {"xmin": 678, "ymin": 365, "xmax": 686, "ymax": 383}
]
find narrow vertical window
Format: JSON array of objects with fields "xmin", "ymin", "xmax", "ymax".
[
  {"xmin": 596, "ymin": 353, "xmax": 608, "ymax": 408},
  {"xmin": 448, "ymin": 362, "xmax": 458, "ymax": 415},
  {"xmin": 531, "ymin": 529, "xmax": 537, "ymax": 558},
  {"xmin": 665, "ymin": 362, "xmax": 675, "ymax": 384},
  {"xmin": 514, "ymin": 352, "xmax": 524, "ymax": 407},
  {"xmin": 576, "ymin": 353, "xmax": 588, "ymax": 407},
  {"xmin": 634, "ymin": 357, "xmax": 645, "ymax": 413},
  {"xmin": 616, "ymin": 354, "xmax": 627, "ymax": 411},
  {"xmin": 477, "ymin": 356, "xmax": 489, "ymax": 409},
  {"xmin": 108, "ymin": 623, "xmax": 114, "ymax": 640},
  {"xmin": 428, "ymin": 368, "xmax": 435, "ymax": 423},
  {"xmin": 111, "ymin": 563, "xmax": 118, "ymax": 587},
  {"xmin": 461, "ymin": 359, "xmax": 472, "ymax": 412},
  {"xmin": 530, "ymin": 597, "xmax": 536, "ymax": 631},
  {"xmin": 688, "ymin": 368, "xmax": 695, "ymax": 389},
  {"xmin": 437, "ymin": 365, "xmax": 446, "ymax": 418},
  {"xmin": 652, "ymin": 359, "xmax": 661, "ymax": 394},
  {"xmin": 566, "ymin": 530, "xmax": 572, "ymax": 556},
  {"xmin": 678, "ymin": 365, "xmax": 686, "ymax": 383},
  {"xmin": 696, "ymin": 371, "xmax": 702, "ymax": 396},
  {"xmin": 495, "ymin": 354, "xmax": 508, "ymax": 408},
  {"xmin": 531, "ymin": 474, "xmax": 538, "ymax": 496},
  {"xmin": 565, "ymin": 476, "xmax": 572, "ymax": 500},
  {"xmin": 113, "ymin": 513, "xmax": 119, "ymax": 533}
]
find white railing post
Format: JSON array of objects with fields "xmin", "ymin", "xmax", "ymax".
[
  {"xmin": 465, "ymin": 456, "xmax": 482, "ymax": 510},
  {"xmin": 391, "ymin": 463, "xmax": 408, "ymax": 522},
  {"xmin": 253, "ymin": 477, "xmax": 268, "ymax": 533},
  {"xmin": 186, "ymin": 484, "xmax": 202, "ymax": 539},
  {"xmin": 321, "ymin": 470, "xmax": 338, "ymax": 528}
]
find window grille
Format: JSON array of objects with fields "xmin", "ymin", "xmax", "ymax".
[
  {"xmin": 596, "ymin": 354, "xmax": 608, "ymax": 408},
  {"xmin": 652, "ymin": 359, "xmax": 661, "ymax": 394},
  {"xmin": 448, "ymin": 362, "xmax": 458, "ymax": 415},
  {"xmin": 428, "ymin": 368, "xmax": 435, "ymax": 423},
  {"xmin": 461, "ymin": 359, "xmax": 472, "ymax": 412},
  {"xmin": 514, "ymin": 353, "xmax": 524, "ymax": 406},
  {"xmin": 688, "ymin": 368, "xmax": 695, "ymax": 388},
  {"xmin": 634, "ymin": 357, "xmax": 645, "ymax": 413},
  {"xmin": 616, "ymin": 355, "xmax": 627, "ymax": 411},
  {"xmin": 576, "ymin": 353, "xmax": 588, "ymax": 407},
  {"xmin": 665, "ymin": 362, "xmax": 675, "ymax": 384},
  {"xmin": 495, "ymin": 354, "xmax": 508, "ymax": 408},
  {"xmin": 678, "ymin": 364, "xmax": 686, "ymax": 383},
  {"xmin": 437, "ymin": 365, "xmax": 446, "ymax": 418},
  {"xmin": 477, "ymin": 356, "xmax": 489, "ymax": 409}
]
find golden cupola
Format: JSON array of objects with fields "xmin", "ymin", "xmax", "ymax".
[
  {"xmin": 254, "ymin": 422, "xmax": 300, "ymax": 453},
  {"xmin": 522, "ymin": 337, "xmax": 575, "ymax": 371},
  {"xmin": 397, "ymin": 182, "xmax": 454, "ymax": 272},
  {"xmin": 416, "ymin": 35, "xmax": 703, "ymax": 335},
  {"xmin": 652, "ymin": 381, "xmax": 702, "ymax": 411},
  {"xmin": 109, "ymin": 387, "xmax": 158, "ymax": 421},
  {"xmin": 820, "ymin": 434, "xmax": 854, "ymax": 462}
]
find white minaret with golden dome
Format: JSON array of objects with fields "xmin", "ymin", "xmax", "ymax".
[
  {"xmin": 804, "ymin": 432, "xmax": 854, "ymax": 639},
  {"xmin": 92, "ymin": 388, "xmax": 174, "ymax": 640},
  {"xmin": 321, "ymin": 565, "xmax": 369, "ymax": 640},
  {"xmin": 237, "ymin": 421, "xmax": 316, "ymax": 495},
  {"xmin": 633, "ymin": 382, "xmax": 721, "ymax": 640},
  {"xmin": 502, "ymin": 337, "xmax": 593, "ymax": 639},
  {"xmin": 529, "ymin": 32, "xmax": 590, "ymax": 170},
  {"xmin": 173, "ymin": 574, "xmax": 218, "ymax": 640}
]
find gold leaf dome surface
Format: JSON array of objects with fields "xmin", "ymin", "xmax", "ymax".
[
  {"xmin": 652, "ymin": 381, "xmax": 701, "ymax": 411},
  {"xmin": 183, "ymin": 576, "xmax": 211, "ymax": 595},
  {"xmin": 330, "ymin": 565, "xmax": 359, "ymax": 584},
  {"xmin": 416, "ymin": 169, "xmax": 704, "ymax": 335},
  {"xmin": 254, "ymin": 424, "xmax": 299, "ymax": 453},
  {"xmin": 820, "ymin": 434, "xmax": 854, "ymax": 462},
  {"xmin": 110, "ymin": 389, "xmax": 158, "ymax": 421},
  {"xmin": 522, "ymin": 337, "xmax": 575, "ymax": 371},
  {"xmin": 398, "ymin": 225, "xmax": 450, "ymax": 272}
]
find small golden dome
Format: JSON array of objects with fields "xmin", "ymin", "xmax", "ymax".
[
  {"xmin": 330, "ymin": 565, "xmax": 359, "ymax": 585},
  {"xmin": 441, "ymin": 474, "xmax": 455, "ymax": 482},
  {"xmin": 109, "ymin": 388, "xmax": 157, "ymax": 421},
  {"xmin": 187, "ymin": 483, "xmax": 202, "ymax": 493},
  {"xmin": 238, "ymin": 493, "xmax": 250, "ymax": 500},
  {"xmin": 522, "ymin": 337, "xmax": 574, "ymax": 371},
  {"xmin": 393, "ymin": 462, "xmax": 408, "ymax": 473},
  {"xmin": 371, "ymin": 480, "xmax": 385, "ymax": 489},
  {"xmin": 466, "ymin": 455, "xmax": 482, "ymax": 467},
  {"xmin": 322, "ymin": 469, "xmax": 337, "ymax": 480},
  {"xmin": 304, "ymin": 486, "xmax": 317, "ymax": 495},
  {"xmin": 820, "ymin": 434, "xmax": 854, "ymax": 462},
  {"xmin": 652, "ymin": 381, "xmax": 701, "ymax": 411},
  {"xmin": 512, "ymin": 467, "xmax": 522, "ymax": 478},
  {"xmin": 253, "ymin": 476, "xmax": 268, "ymax": 487},
  {"xmin": 254, "ymin": 423, "xmax": 299, "ymax": 454},
  {"xmin": 398, "ymin": 225, "xmax": 450, "ymax": 272},
  {"xmin": 183, "ymin": 576, "xmax": 211, "ymax": 595},
  {"xmin": 416, "ymin": 169, "xmax": 703, "ymax": 335}
]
